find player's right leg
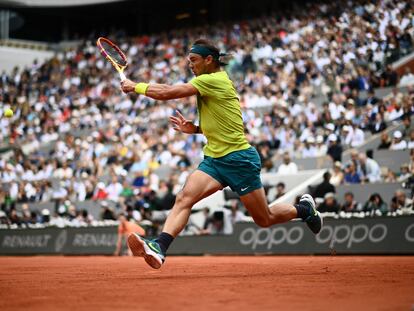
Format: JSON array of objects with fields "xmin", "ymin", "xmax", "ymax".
[{"xmin": 128, "ymin": 169, "xmax": 223, "ymax": 269}]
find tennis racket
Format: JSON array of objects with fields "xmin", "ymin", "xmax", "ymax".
[{"xmin": 96, "ymin": 37, "xmax": 128, "ymax": 81}]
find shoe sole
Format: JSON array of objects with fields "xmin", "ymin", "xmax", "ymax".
[{"xmin": 127, "ymin": 233, "xmax": 163, "ymax": 269}]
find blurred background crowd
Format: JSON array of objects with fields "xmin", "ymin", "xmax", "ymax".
[{"xmin": 0, "ymin": 0, "xmax": 413, "ymax": 234}]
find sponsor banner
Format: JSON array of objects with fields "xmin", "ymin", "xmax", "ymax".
[
  {"xmin": 0, "ymin": 226, "xmax": 118, "ymax": 255},
  {"xmin": 170, "ymin": 216, "xmax": 414, "ymax": 255},
  {"xmin": 0, "ymin": 217, "xmax": 413, "ymax": 255}
]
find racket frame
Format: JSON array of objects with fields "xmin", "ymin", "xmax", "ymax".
[{"xmin": 96, "ymin": 37, "xmax": 128, "ymax": 81}]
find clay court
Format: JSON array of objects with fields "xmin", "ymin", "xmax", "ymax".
[{"xmin": 0, "ymin": 256, "xmax": 413, "ymax": 311}]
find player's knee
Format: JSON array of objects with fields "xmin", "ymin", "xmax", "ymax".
[
  {"xmin": 174, "ymin": 191, "xmax": 193, "ymax": 209},
  {"xmin": 253, "ymin": 217, "xmax": 271, "ymax": 228}
]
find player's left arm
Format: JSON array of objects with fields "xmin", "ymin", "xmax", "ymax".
[{"xmin": 121, "ymin": 79, "xmax": 198, "ymax": 100}]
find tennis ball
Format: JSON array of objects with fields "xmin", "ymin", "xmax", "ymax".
[{"xmin": 4, "ymin": 108, "xmax": 13, "ymax": 118}]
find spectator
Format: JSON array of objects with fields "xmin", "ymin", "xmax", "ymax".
[
  {"xmin": 101, "ymin": 201, "xmax": 116, "ymax": 220},
  {"xmin": 315, "ymin": 135, "xmax": 327, "ymax": 157},
  {"xmin": 390, "ymin": 190, "xmax": 412, "ymax": 213},
  {"xmin": 228, "ymin": 201, "xmax": 246, "ymax": 225},
  {"xmin": 347, "ymin": 123, "xmax": 365, "ymax": 147},
  {"xmin": 363, "ymin": 193, "xmax": 389, "ymax": 215},
  {"xmin": 106, "ymin": 176, "xmax": 123, "ymax": 202},
  {"xmin": 370, "ymin": 113, "xmax": 387, "ymax": 134},
  {"xmin": 302, "ymin": 137, "xmax": 317, "ymax": 158},
  {"xmin": 93, "ymin": 182, "xmax": 108, "ymax": 200},
  {"xmin": 318, "ymin": 193, "xmax": 340, "ymax": 213},
  {"xmin": 410, "ymin": 149, "xmax": 414, "ymax": 171},
  {"xmin": 313, "ymin": 171, "xmax": 336, "ymax": 199},
  {"xmin": 381, "ymin": 65, "xmax": 398, "ymax": 87},
  {"xmin": 407, "ymin": 130, "xmax": 414, "ymax": 149},
  {"xmin": 365, "ymin": 90, "xmax": 379, "ymax": 106},
  {"xmin": 358, "ymin": 153, "xmax": 381, "ymax": 183},
  {"xmin": 401, "ymin": 115, "xmax": 412, "ymax": 138},
  {"xmin": 341, "ymin": 192, "xmax": 362, "ymax": 213},
  {"xmin": 275, "ymin": 182, "xmax": 286, "ymax": 200},
  {"xmin": 197, "ymin": 207, "xmax": 212, "ymax": 235},
  {"xmin": 330, "ymin": 161, "xmax": 344, "ymax": 186},
  {"xmin": 384, "ymin": 169, "xmax": 397, "ymax": 183},
  {"xmin": 114, "ymin": 213, "xmax": 145, "ymax": 256},
  {"xmin": 327, "ymin": 134, "xmax": 343, "ymax": 162},
  {"xmin": 378, "ymin": 132, "xmax": 392, "ymax": 149},
  {"xmin": 390, "ymin": 131, "xmax": 407, "ymax": 150},
  {"xmin": 344, "ymin": 162, "xmax": 362, "ymax": 184},
  {"xmin": 398, "ymin": 68, "xmax": 414, "ymax": 87},
  {"xmin": 397, "ymin": 164, "xmax": 411, "ymax": 182},
  {"xmin": 199, "ymin": 211, "xmax": 226, "ymax": 235},
  {"xmin": 277, "ymin": 152, "xmax": 298, "ymax": 175}
]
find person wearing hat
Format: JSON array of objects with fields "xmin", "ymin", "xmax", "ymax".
[
  {"xmin": 330, "ymin": 161, "xmax": 344, "ymax": 186},
  {"xmin": 302, "ymin": 136, "xmax": 317, "ymax": 158},
  {"xmin": 315, "ymin": 135, "xmax": 327, "ymax": 157},
  {"xmin": 318, "ymin": 192, "xmax": 340, "ymax": 213},
  {"xmin": 92, "ymin": 182, "xmax": 108, "ymax": 200},
  {"xmin": 390, "ymin": 131, "xmax": 407, "ymax": 150}
]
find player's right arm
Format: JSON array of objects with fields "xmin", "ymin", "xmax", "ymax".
[{"xmin": 121, "ymin": 79, "xmax": 198, "ymax": 100}]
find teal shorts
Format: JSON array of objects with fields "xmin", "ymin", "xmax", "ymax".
[{"xmin": 197, "ymin": 146, "xmax": 262, "ymax": 196}]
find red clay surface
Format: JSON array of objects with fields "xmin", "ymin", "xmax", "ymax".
[{"xmin": 0, "ymin": 256, "xmax": 413, "ymax": 311}]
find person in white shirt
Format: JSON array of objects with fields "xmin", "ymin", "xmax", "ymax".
[
  {"xmin": 358, "ymin": 153, "xmax": 381, "ymax": 183},
  {"xmin": 315, "ymin": 135, "xmax": 328, "ymax": 157},
  {"xmin": 348, "ymin": 123, "xmax": 365, "ymax": 147},
  {"xmin": 407, "ymin": 130, "xmax": 414, "ymax": 149},
  {"xmin": 1, "ymin": 164, "xmax": 16, "ymax": 183},
  {"xmin": 302, "ymin": 136, "xmax": 318, "ymax": 158},
  {"xmin": 390, "ymin": 130, "xmax": 407, "ymax": 150},
  {"xmin": 277, "ymin": 152, "xmax": 298, "ymax": 174},
  {"xmin": 106, "ymin": 175, "xmax": 123, "ymax": 202}
]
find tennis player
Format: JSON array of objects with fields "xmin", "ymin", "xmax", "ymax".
[{"xmin": 120, "ymin": 39, "xmax": 322, "ymax": 269}]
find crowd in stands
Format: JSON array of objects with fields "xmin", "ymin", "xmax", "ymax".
[{"xmin": 1, "ymin": 0, "xmax": 414, "ymax": 230}]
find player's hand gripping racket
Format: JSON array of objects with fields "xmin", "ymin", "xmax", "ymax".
[{"xmin": 96, "ymin": 37, "xmax": 128, "ymax": 81}]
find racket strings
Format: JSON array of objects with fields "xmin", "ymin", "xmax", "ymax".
[{"xmin": 101, "ymin": 41, "xmax": 127, "ymax": 66}]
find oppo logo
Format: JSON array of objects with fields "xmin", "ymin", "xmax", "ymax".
[
  {"xmin": 316, "ymin": 224, "xmax": 387, "ymax": 248},
  {"xmin": 239, "ymin": 223, "xmax": 393, "ymax": 250},
  {"xmin": 239, "ymin": 227, "xmax": 304, "ymax": 250},
  {"xmin": 405, "ymin": 223, "xmax": 414, "ymax": 242}
]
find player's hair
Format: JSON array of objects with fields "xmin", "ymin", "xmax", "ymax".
[{"xmin": 192, "ymin": 38, "xmax": 227, "ymax": 67}]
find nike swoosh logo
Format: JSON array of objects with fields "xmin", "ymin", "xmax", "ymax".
[
  {"xmin": 241, "ymin": 186, "xmax": 249, "ymax": 191},
  {"xmin": 148, "ymin": 242, "xmax": 160, "ymax": 253}
]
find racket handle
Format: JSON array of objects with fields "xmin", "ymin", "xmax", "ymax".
[{"xmin": 119, "ymin": 71, "xmax": 126, "ymax": 81}]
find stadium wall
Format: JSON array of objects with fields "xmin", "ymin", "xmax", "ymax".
[{"xmin": 0, "ymin": 216, "xmax": 413, "ymax": 255}]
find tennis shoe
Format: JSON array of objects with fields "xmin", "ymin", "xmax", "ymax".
[
  {"xmin": 127, "ymin": 233, "xmax": 165, "ymax": 269},
  {"xmin": 300, "ymin": 194, "xmax": 323, "ymax": 234}
]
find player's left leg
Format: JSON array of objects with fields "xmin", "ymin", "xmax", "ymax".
[{"xmin": 239, "ymin": 188, "xmax": 322, "ymax": 234}]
